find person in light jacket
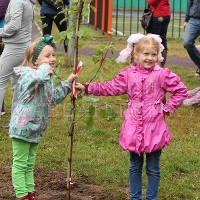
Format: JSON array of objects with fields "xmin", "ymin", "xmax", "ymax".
[
  {"xmin": 0, "ymin": 0, "xmax": 10, "ymax": 115},
  {"xmin": 0, "ymin": 0, "xmax": 36, "ymax": 120}
]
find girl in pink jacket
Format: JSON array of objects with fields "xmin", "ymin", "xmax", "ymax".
[{"xmin": 77, "ymin": 34, "xmax": 187, "ymax": 200}]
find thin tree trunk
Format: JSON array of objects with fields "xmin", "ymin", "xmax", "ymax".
[
  {"xmin": 66, "ymin": 1, "xmax": 83, "ymax": 199},
  {"xmin": 67, "ymin": 0, "xmax": 75, "ymax": 67}
]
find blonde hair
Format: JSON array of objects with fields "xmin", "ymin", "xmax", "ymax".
[
  {"xmin": 130, "ymin": 44, "xmax": 135, "ymax": 63},
  {"xmin": 21, "ymin": 40, "xmax": 39, "ymax": 67},
  {"xmin": 133, "ymin": 36, "xmax": 159, "ymax": 61}
]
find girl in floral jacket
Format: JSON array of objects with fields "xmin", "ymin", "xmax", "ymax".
[
  {"xmin": 77, "ymin": 34, "xmax": 187, "ymax": 200},
  {"xmin": 9, "ymin": 35, "xmax": 76, "ymax": 200}
]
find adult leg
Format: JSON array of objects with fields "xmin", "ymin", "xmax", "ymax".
[
  {"xmin": 1, "ymin": 44, "xmax": 27, "ymax": 113},
  {"xmin": 0, "ymin": 44, "xmax": 28, "ymax": 114},
  {"xmin": 0, "ymin": 47, "xmax": 14, "ymax": 114},
  {"xmin": 0, "ymin": 38, "xmax": 5, "ymax": 115},
  {"xmin": 1, "ymin": 100, "xmax": 5, "ymax": 113},
  {"xmin": 147, "ymin": 17, "xmax": 162, "ymax": 39},
  {"xmin": 147, "ymin": 16, "xmax": 170, "ymax": 66},
  {"xmin": 147, "ymin": 17, "xmax": 163, "ymax": 66},
  {"xmin": 160, "ymin": 16, "xmax": 170, "ymax": 66},
  {"xmin": 12, "ymin": 139, "xmax": 31, "ymax": 198},
  {"xmin": 146, "ymin": 150, "xmax": 161, "ymax": 200},
  {"xmin": 129, "ymin": 152, "xmax": 144, "ymax": 200},
  {"xmin": 40, "ymin": 14, "xmax": 54, "ymax": 35},
  {"xmin": 159, "ymin": 16, "xmax": 170, "ymax": 50},
  {"xmin": 54, "ymin": 12, "xmax": 68, "ymax": 52},
  {"xmin": 183, "ymin": 18, "xmax": 200, "ymax": 71}
]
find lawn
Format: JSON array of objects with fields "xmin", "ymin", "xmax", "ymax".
[{"xmin": 0, "ymin": 24, "xmax": 200, "ymax": 199}]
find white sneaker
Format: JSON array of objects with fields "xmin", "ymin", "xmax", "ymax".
[
  {"xmin": 195, "ymin": 69, "xmax": 200, "ymax": 77},
  {"xmin": 0, "ymin": 111, "xmax": 6, "ymax": 116}
]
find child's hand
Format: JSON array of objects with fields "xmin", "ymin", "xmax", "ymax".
[
  {"xmin": 75, "ymin": 83, "xmax": 85, "ymax": 91},
  {"xmin": 67, "ymin": 73, "xmax": 77, "ymax": 83}
]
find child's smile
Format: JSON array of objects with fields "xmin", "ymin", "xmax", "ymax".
[
  {"xmin": 35, "ymin": 45, "xmax": 56, "ymax": 70},
  {"xmin": 136, "ymin": 46, "xmax": 158, "ymax": 69}
]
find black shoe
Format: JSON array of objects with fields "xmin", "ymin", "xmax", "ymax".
[
  {"xmin": 0, "ymin": 111, "xmax": 6, "ymax": 116},
  {"xmin": 1, "ymin": 100, "xmax": 5, "ymax": 112}
]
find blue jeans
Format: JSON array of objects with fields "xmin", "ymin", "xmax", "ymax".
[
  {"xmin": 183, "ymin": 18, "xmax": 200, "ymax": 70},
  {"xmin": 129, "ymin": 150, "xmax": 161, "ymax": 200},
  {"xmin": 147, "ymin": 16, "xmax": 170, "ymax": 50}
]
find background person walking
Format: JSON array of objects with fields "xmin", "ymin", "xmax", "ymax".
[
  {"xmin": 0, "ymin": 0, "xmax": 10, "ymax": 116},
  {"xmin": 182, "ymin": 0, "xmax": 200, "ymax": 76},
  {"xmin": 39, "ymin": 0, "xmax": 69, "ymax": 53},
  {"xmin": 146, "ymin": 0, "xmax": 171, "ymax": 67},
  {"xmin": 0, "ymin": 0, "xmax": 36, "ymax": 119}
]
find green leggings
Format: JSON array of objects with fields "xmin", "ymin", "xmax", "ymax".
[{"xmin": 12, "ymin": 139, "xmax": 38, "ymax": 198}]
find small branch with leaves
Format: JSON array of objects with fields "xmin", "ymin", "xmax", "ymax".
[
  {"xmin": 66, "ymin": 1, "xmax": 83, "ymax": 199},
  {"xmin": 55, "ymin": 1, "xmax": 116, "ymax": 199}
]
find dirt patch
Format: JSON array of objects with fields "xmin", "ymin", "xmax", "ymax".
[{"xmin": 0, "ymin": 165, "xmax": 127, "ymax": 200}]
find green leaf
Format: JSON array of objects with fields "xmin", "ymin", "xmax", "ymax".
[
  {"xmin": 83, "ymin": 96, "xmax": 99, "ymax": 103},
  {"xmin": 89, "ymin": 105, "xmax": 95, "ymax": 116},
  {"xmin": 59, "ymin": 31, "xmax": 67, "ymax": 45},
  {"xmin": 85, "ymin": 115, "xmax": 94, "ymax": 129},
  {"xmin": 92, "ymin": 55, "xmax": 100, "ymax": 64},
  {"xmin": 82, "ymin": 6, "xmax": 90, "ymax": 18},
  {"xmin": 98, "ymin": 105, "xmax": 117, "ymax": 121},
  {"xmin": 77, "ymin": 29, "xmax": 90, "ymax": 40},
  {"xmin": 55, "ymin": 63, "xmax": 62, "ymax": 74},
  {"xmin": 90, "ymin": 5, "xmax": 96, "ymax": 13},
  {"xmin": 77, "ymin": 92, "xmax": 83, "ymax": 100}
]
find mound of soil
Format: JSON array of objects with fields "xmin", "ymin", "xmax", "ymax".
[{"xmin": 0, "ymin": 166, "xmax": 126, "ymax": 200}]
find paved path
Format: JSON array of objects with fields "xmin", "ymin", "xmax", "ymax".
[{"xmin": 32, "ymin": 22, "xmax": 195, "ymax": 68}]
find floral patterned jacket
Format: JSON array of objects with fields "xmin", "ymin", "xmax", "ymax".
[{"xmin": 9, "ymin": 64, "xmax": 71, "ymax": 143}]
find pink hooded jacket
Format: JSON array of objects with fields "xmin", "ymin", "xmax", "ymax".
[{"xmin": 86, "ymin": 63, "xmax": 187, "ymax": 155}]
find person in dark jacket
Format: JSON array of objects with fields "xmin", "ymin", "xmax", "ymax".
[
  {"xmin": 0, "ymin": 0, "xmax": 10, "ymax": 116},
  {"xmin": 146, "ymin": 0, "xmax": 171, "ymax": 67},
  {"xmin": 39, "ymin": 0, "xmax": 69, "ymax": 53},
  {"xmin": 183, "ymin": 0, "xmax": 200, "ymax": 76}
]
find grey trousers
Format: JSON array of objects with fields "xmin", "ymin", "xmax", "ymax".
[{"xmin": 0, "ymin": 42, "xmax": 30, "ymax": 114}]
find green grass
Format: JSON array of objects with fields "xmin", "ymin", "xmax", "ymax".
[{"xmin": 1, "ymin": 29, "xmax": 200, "ymax": 199}]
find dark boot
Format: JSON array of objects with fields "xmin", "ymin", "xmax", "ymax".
[
  {"xmin": 161, "ymin": 49, "xmax": 168, "ymax": 67},
  {"xmin": 0, "ymin": 37, "xmax": 4, "ymax": 55},
  {"xmin": 1, "ymin": 100, "xmax": 5, "ymax": 113},
  {"xmin": 16, "ymin": 195, "xmax": 29, "ymax": 200},
  {"xmin": 28, "ymin": 192, "xmax": 38, "ymax": 200}
]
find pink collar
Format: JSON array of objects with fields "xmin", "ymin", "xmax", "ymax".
[{"xmin": 131, "ymin": 63, "xmax": 161, "ymax": 73}]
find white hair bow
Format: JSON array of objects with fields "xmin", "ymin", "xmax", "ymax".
[{"xmin": 116, "ymin": 33, "xmax": 164, "ymax": 63}]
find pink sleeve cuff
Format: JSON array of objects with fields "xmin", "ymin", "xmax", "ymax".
[{"xmin": 83, "ymin": 83, "xmax": 89, "ymax": 95}]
